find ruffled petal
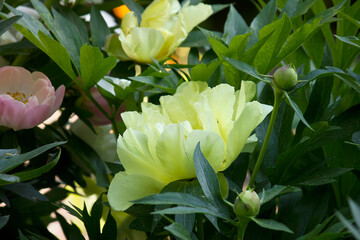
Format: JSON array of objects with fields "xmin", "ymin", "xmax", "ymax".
[
  {"xmin": 233, "ymin": 81, "xmax": 257, "ymax": 120},
  {"xmin": 0, "ymin": 95, "xmax": 26, "ymax": 130},
  {"xmin": 201, "ymin": 84, "xmax": 235, "ymax": 141},
  {"xmin": 121, "ymin": 111, "xmax": 144, "ymax": 130},
  {"xmin": 48, "ymin": 85, "xmax": 65, "ymax": 116},
  {"xmin": 117, "ymin": 129, "xmax": 170, "ymax": 182},
  {"xmin": 121, "ymin": 12, "xmax": 138, "ymax": 35},
  {"xmin": 108, "ymin": 172, "xmax": 165, "ymax": 211},
  {"xmin": 169, "ymin": 3, "xmax": 212, "ymax": 51},
  {"xmin": 185, "ymin": 130, "xmax": 225, "ymax": 175},
  {"xmin": 120, "ymin": 27, "xmax": 165, "ymax": 64},
  {"xmin": 140, "ymin": 0, "xmax": 171, "ymax": 28},
  {"xmin": 155, "ymin": 124, "xmax": 190, "ymax": 180}
]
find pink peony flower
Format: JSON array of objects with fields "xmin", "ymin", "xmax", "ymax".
[{"xmin": 0, "ymin": 66, "xmax": 65, "ymax": 130}]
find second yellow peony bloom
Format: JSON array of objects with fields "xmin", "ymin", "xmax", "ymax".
[
  {"xmin": 108, "ymin": 81, "xmax": 273, "ymax": 211},
  {"xmin": 104, "ymin": 0, "xmax": 213, "ymax": 64}
]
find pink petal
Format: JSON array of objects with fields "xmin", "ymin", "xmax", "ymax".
[
  {"xmin": 32, "ymin": 86, "xmax": 54, "ymax": 104},
  {"xmin": 22, "ymin": 104, "xmax": 51, "ymax": 129},
  {"xmin": 30, "ymin": 78, "xmax": 52, "ymax": 96},
  {"xmin": 0, "ymin": 67, "xmax": 34, "ymax": 95},
  {"xmin": 48, "ymin": 85, "xmax": 65, "ymax": 117},
  {"xmin": 0, "ymin": 95, "xmax": 26, "ymax": 130}
]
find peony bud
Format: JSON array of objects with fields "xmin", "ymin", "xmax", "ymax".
[
  {"xmin": 273, "ymin": 65, "xmax": 298, "ymax": 91},
  {"xmin": 233, "ymin": 190, "xmax": 260, "ymax": 218}
]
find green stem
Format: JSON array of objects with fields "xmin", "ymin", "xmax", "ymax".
[
  {"xmin": 248, "ymin": 88, "xmax": 283, "ymax": 188},
  {"xmin": 196, "ymin": 214, "xmax": 204, "ymax": 240},
  {"xmin": 237, "ymin": 219, "xmax": 250, "ymax": 240}
]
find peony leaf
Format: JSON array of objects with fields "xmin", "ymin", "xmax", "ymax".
[
  {"xmin": 80, "ymin": 44, "xmax": 117, "ymax": 88},
  {"xmin": 251, "ymin": 217, "xmax": 294, "ymax": 233},
  {"xmin": 164, "ymin": 222, "xmax": 191, "ymax": 240}
]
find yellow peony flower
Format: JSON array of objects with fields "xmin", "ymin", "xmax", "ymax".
[
  {"xmin": 108, "ymin": 81, "xmax": 273, "ymax": 211},
  {"xmin": 104, "ymin": 0, "xmax": 213, "ymax": 64}
]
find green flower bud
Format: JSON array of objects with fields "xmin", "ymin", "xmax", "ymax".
[
  {"xmin": 273, "ymin": 65, "xmax": 298, "ymax": 91},
  {"xmin": 233, "ymin": 190, "xmax": 260, "ymax": 218}
]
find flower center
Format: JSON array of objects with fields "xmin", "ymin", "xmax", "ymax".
[{"xmin": 6, "ymin": 91, "xmax": 30, "ymax": 104}]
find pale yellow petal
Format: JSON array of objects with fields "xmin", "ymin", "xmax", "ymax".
[
  {"xmin": 140, "ymin": 0, "xmax": 171, "ymax": 28},
  {"xmin": 160, "ymin": 81, "xmax": 208, "ymax": 128},
  {"xmin": 155, "ymin": 124, "xmax": 189, "ymax": 180},
  {"xmin": 117, "ymin": 129, "xmax": 169, "ymax": 182},
  {"xmin": 120, "ymin": 27, "xmax": 165, "ymax": 64},
  {"xmin": 223, "ymin": 101, "xmax": 272, "ymax": 170},
  {"xmin": 108, "ymin": 172, "xmax": 165, "ymax": 211},
  {"xmin": 121, "ymin": 12, "xmax": 138, "ymax": 35},
  {"xmin": 201, "ymin": 84, "xmax": 236, "ymax": 141},
  {"xmin": 142, "ymin": 102, "xmax": 169, "ymax": 127},
  {"xmin": 233, "ymin": 81, "xmax": 257, "ymax": 120},
  {"xmin": 121, "ymin": 111, "xmax": 143, "ymax": 130},
  {"xmin": 185, "ymin": 130, "xmax": 225, "ymax": 174},
  {"xmin": 169, "ymin": 3, "xmax": 213, "ymax": 51}
]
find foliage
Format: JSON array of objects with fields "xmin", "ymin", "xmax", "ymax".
[{"xmin": 0, "ymin": 0, "xmax": 359, "ymax": 239}]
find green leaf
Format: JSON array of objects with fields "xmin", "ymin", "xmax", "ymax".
[
  {"xmin": 181, "ymin": 31, "xmax": 209, "ymax": 47},
  {"xmin": 80, "ymin": 44, "xmax": 117, "ymax": 88},
  {"xmin": 162, "ymin": 179, "xmax": 204, "ymax": 197},
  {"xmin": 30, "ymin": 0, "xmax": 84, "ymax": 71},
  {"xmin": 0, "ymin": 141, "xmax": 65, "ymax": 173},
  {"xmin": 133, "ymin": 192, "xmax": 210, "ymax": 209},
  {"xmin": 0, "ymin": 215, "xmax": 9, "ymax": 230},
  {"xmin": 290, "ymin": 167, "xmax": 353, "ymax": 186},
  {"xmin": 133, "ymin": 192, "xmax": 230, "ymax": 220},
  {"xmin": 38, "ymin": 31, "xmax": 77, "ymax": 80},
  {"xmin": 13, "ymin": 150, "xmax": 61, "ymax": 182},
  {"xmin": 224, "ymin": 57, "xmax": 271, "ymax": 83},
  {"xmin": 0, "ymin": 15, "xmax": 22, "ymax": 37},
  {"xmin": 282, "ymin": 0, "xmax": 317, "ymax": 18},
  {"xmin": 90, "ymin": 5, "xmax": 111, "ymax": 49},
  {"xmin": 334, "ymin": 73, "xmax": 360, "ymax": 94},
  {"xmin": 259, "ymin": 185, "xmax": 301, "ymax": 205},
  {"xmin": 193, "ymin": 143, "xmax": 222, "ymax": 205},
  {"xmin": 349, "ymin": 198, "xmax": 360, "ymax": 228},
  {"xmin": 284, "ymin": 92, "xmax": 314, "ymax": 131},
  {"xmin": 296, "ymin": 215, "xmax": 338, "ymax": 240},
  {"xmin": 175, "ymin": 214, "xmax": 195, "ymax": 236},
  {"xmin": 83, "ymin": 195, "xmax": 103, "ymax": 240},
  {"xmin": 223, "ymin": 5, "xmax": 248, "ymax": 44},
  {"xmin": 336, "ymin": 211, "xmax": 360, "ymax": 240},
  {"xmin": 68, "ymin": 134, "xmax": 109, "ymax": 188},
  {"xmin": 335, "ymin": 35, "xmax": 360, "ymax": 48},
  {"xmin": 2, "ymin": 4, "xmax": 49, "ymax": 50},
  {"xmin": 254, "ymin": 13, "xmax": 292, "ymax": 73},
  {"xmin": 0, "ymin": 173, "xmax": 20, "ymax": 184},
  {"xmin": 249, "ymin": 0, "xmax": 276, "ymax": 31},
  {"xmin": 211, "ymin": 4, "xmax": 231, "ymax": 14},
  {"xmin": 190, "ymin": 60, "xmax": 221, "ymax": 82},
  {"xmin": 277, "ymin": 17, "xmax": 321, "ymax": 67},
  {"xmin": 101, "ymin": 210, "xmax": 117, "ymax": 240},
  {"xmin": 3, "ymin": 182, "xmax": 48, "ymax": 201},
  {"xmin": 154, "ymin": 206, "xmax": 230, "ymax": 220},
  {"xmin": 129, "ymin": 76, "xmax": 176, "ymax": 94},
  {"xmin": 164, "ymin": 222, "xmax": 191, "ymax": 240},
  {"xmin": 251, "ymin": 218, "xmax": 294, "ymax": 233}
]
